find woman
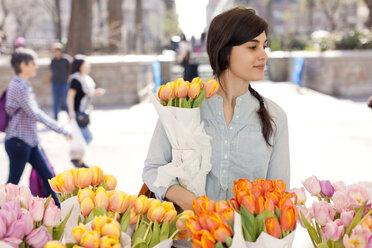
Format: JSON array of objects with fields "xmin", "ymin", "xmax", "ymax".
[
  {"xmin": 5, "ymin": 49, "xmax": 71, "ymax": 205},
  {"xmin": 143, "ymin": 7, "xmax": 290, "ymax": 210},
  {"xmin": 67, "ymin": 56, "xmax": 105, "ymax": 168}
]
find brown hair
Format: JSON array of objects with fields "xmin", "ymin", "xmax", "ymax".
[{"xmin": 207, "ymin": 6, "xmax": 274, "ymax": 146}]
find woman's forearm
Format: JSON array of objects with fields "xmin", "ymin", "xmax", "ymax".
[
  {"xmin": 66, "ymin": 89, "xmax": 76, "ymax": 114},
  {"xmin": 165, "ymin": 184, "xmax": 196, "ymax": 210}
]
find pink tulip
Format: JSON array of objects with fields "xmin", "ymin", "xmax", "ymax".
[
  {"xmin": 289, "ymin": 187, "xmax": 306, "ymax": 205},
  {"xmin": 340, "ymin": 210, "xmax": 355, "ymax": 228},
  {"xmin": 1, "ymin": 237, "xmax": 23, "ymax": 248},
  {"xmin": 5, "ymin": 183, "xmax": 19, "ymax": 202},
  {"xmin": 368, "ymin": 235, "xmax": 372, "ymax": 248},
  {"xmin": 0, "ymin": 209, "xmax": 17, "ymax": 228},
  {"xmin": 296, "ymin": 205, "xmax": 313, "ymax": 228},
  {"xmin": 312, "ymin": 201, "xmax": 336, "ymax": 226},
  {"xmin": 302, "ymin": 176, "xmax": 321, "ymax": 196},
  {"xmin": 0, "ymin": 184, "xmax": 6, "ymax": 207},
  {"xmin": 343, "ymin": 225, "xmax": 371, "ymax": 248},
  {"xmin": 0, "ymin": 213, "xmax": 6, "ymax": 239},
  {"xmin": 333, "ymin": 191, "xmax": 350, "ymax": 213},
  {"xmin": 332, "ymin": 181, "xmax": 347, "ymax": 192},
  {"xmin": 26, "ymin": 226, "xmax": 52, "ymax": 248},
  {"xmin": 1, "ymin": 201, "xmax": 21, "ymax": 219},
  {"xmin": 43, "ymin": 204, "xmax": 60, "ymax": 227},
  {"xmin": 17, "ymin": 186, "xmax": 32, "ymax": 209},
  {"xmin": 323, "ymin": 220, "xmax": 344, "ymax": 242},
  {"xmin": 28, "ymin": 197, "xmax": 46, "ymax": 222},
  {"xmin": 347, "ymin": 184, "xmax": 370, "ymax": 209},
  {"xmin": 320, "ymin": 180, "xmax": 335, "ymax": 198},
  {"xmin": 6, "ymin": 219, "xmax": 25, "ymax": 239},
  {"xmin": 19, "ymin": 212, "xmax": 34, "ymax": 235}
]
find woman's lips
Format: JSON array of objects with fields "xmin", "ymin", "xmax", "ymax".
[{"xmin": 254, "ymin": 65, "xmax": 265, "ymax": 71}]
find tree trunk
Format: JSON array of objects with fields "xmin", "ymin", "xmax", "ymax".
[
  {"xmin": 365, "ymin": 0, "xmax": 372, "ymax": 28},
  {"xmin": 107, "ymin": 0, "xmax": 123, "ymax": 53},
  {"xmin": 135, "ymin": 0, "xmax": 143, "ymax": 54},
  {"xmin": 66, "ymin": 0, "xmax": 93, "ymax": 56},
  {"xmin": 307, "ymin": 0, "xmax": 314, "ymax": 36},
  {"xmin": 54, "ymin": 0, "xmax": 62, "ymax": 41},
  {"xmin": 266, "ymin": 0, "xmax": 274, "ymax": 34}
]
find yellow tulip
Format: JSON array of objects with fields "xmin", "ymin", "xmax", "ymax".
[
  {"xmin": 109, "ymin": 190, "xmax": 129, "ymax": 213},
  {"xmin": 112, "ymin": 244, "xmax": 122, "ymax": 248},
  {"xmin": 80, "ymin": 230, "xmax": 100, "ymax": 248},
  {"xmin": 128, "ymin": 195, "xmax": 137, "ymax": 206},
  {"xmin": 78, "ymin": 188, "xmax": 95, "ymax": 203},
  {"xmin": 44, "ymin": 241, "xmax": 67, "ymax": 248},
  {"xmin": 58, "ymin": 170, "xmax": 75, "ymax": 193},
  {"xmin": 163, "ymin": 209, "xmax": 177, "ymax": 223},
  {"xmin": 176, "ymin": 210, "xmax": 195, "ymax": 231},
  {"xmin": 94, "ymin": 186, "xmax": 109, "ymax": 209},
  {"xmin": 72, "ymin": 223, "xmax": 90, "ymax": 243},
  {"xmin": 48, "ymin": 178, "xmax": 62, "ymax": 193},
  {"xmin": 188, "ymin": 81, "xmax": 201, "ymax": 98},
  {"xmin": 72, "ymin": 245, "xmax": 83, "ymax": 248},
  {"xmin": 92, "ymin": 215, "xmax": 109, "ymax": 231},
  {"xmin": 147, "ymin": 205, "xmax": 165, "ymax": 223},
  {"xmin": 89, "ymin": 166, "xmax": 104, "ymax": 186},
  {"xmin": 101, "ymin": 218, "xmax": 122, "ymax": 237},
  {"xmin": 104, "ymin": 175, "xmax": 117, "ymax": 191},
  {"xmin": 203, "ymin": 79, "xmax": 219, "ymax": 99},
  {"xmin": 100, "ymin": 235, "xmax": 119, "ymax": 248},
  {"xmin": 148, "ymin": 199, "xmax": 161, "ymax": 210},
  {"xmin": 175, "ymin": 78, "xmax": 189, "ymax": 98},
  {"xmin": 134, "ymin": 195, "xmax": 149, "ymax": 214},
  {"xmin": 74, "ymin": 168, "xmax": 93, "ymax": 188},
  {"xmin": 158, "ymin": 85, "xmax": 167, "ymax": 102},
  {"xmin": 129, "ymin": 208, "xmax": 138, "ymax": 224},
  {"xmin": 80, "ymin": 197, "xmax": 95, "ymax": 217}
]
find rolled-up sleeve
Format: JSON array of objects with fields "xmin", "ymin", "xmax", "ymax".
[
  {"xmin": 266, "ymin": 110, "xmax": 290, "ymax": 189},
  {"xmin": 143, "ymin": 120, "xmax": 179, "ymax": 200}
]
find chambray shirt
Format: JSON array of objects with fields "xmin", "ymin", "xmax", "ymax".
[
  {"xmin": 5, "ymin": 75, "xmax": 68, "ymax": 147},
  {"xmin": 143, "ymin": 90, "xmax": 290, "ymax": 203}
]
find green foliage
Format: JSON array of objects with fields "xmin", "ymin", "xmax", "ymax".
[{"xmin": 335, "ymin": 32, "xmax": 362, "ymax": 49}]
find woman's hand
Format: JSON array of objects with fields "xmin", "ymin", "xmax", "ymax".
[
  {"xmin": 66, "ymin": 133, "xmax": 73, "ymax": 140},
  {"xmin": 69, "ymin": 111, "xmax": 76, "ymax": 120},
  {"xmin": 95, "ymin": 88, "xmax": 105, "ymax": 96}
]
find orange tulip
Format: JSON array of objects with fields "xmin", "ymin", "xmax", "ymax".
[
  {"xmin": 44, "ymin": 241, "xmax": 67, "ymax": 248},
  {"xmin": 261, "ymin": 180, "xmax": 273, "ymax": 192},
  {"xmin": 147, "ymin": 205, "xmax": 165, "ymax": 223},
  {"xmin": 186, "ymin": 216, "xmax": 202, "ymax": 235},
  {"xmin": 163, "ymin": 208, "xmax": 177, "ymax": 223},
  {"xmin": 229, "ymin": 198, "xmax": 240, "ymax": 211},
  {"xmin": 80, "ymin": 197, "xmax": 95, "ymax": 217},
  {"xmin": 251, "ymin": 184, "xmax": 264, "ymax": 200},
  {"xmin": 104, "ymin": 175, "xmax": 117, "ymax": 191},
  {"xmin": 175, "ymin": 78, "xmax": 189, "ymax": 98},
  {"xmin": 148, "ymin": 198, "xmax": 161, "ymax": 209},
  {"xmin": 129, "ymin": 208, "xmax": 138, "ymax": 224},
  {"xmin": 72, "ymin": 223, "xmax": 90, "ymax": 243},
  {"xmin": 220, "ymin": 208, "xmax": 235, "ymax": 224},
  {"xmin": 188, "ymin": 78, "xmax": 202, "ymax": 98},
  {"xmin": 192, "ymin": 230, "xmax": 216, "ymax": 248},
  {"xmin": 211, "ymin": 224, "xmax": 233, "ymax": 243},
  {"xmin": 192, "ymin": 196, "xmax": 216, "ymax": 215},
  {"xmin": 58, "ymin": 170, "xmax": 75, "ymax": 193},
  {"xmin": 158, "ymin": 85, "xmax": 167, "ymax": 102},
  {"xmin": 274, "ymin": 180, "xmax": 286, "ymax": 193},
  {"xmin": 280, "ymin": 206, "xmax": 297, "ymax": 231},
  {"xmin": 100, "ymin": 235, "xmax": 119, "ymax": 248},
  {"xmin": 48, "ymin": 178, "xmax": 62, "ymax": 193},
  {"xmin": 134, "ymin": 195, "xmax": 149, "ymax": 214},
  {"xmin": 256, "ymin": 196, "xmax": 275, "ymax": 215},
  {"xmin": 233, "ymin": 179, "xmax": 253, "ymax": 193},
  {"xmin": 108, "ymin": 190, "xmax": 129, "ymax": 213},
  {"xmin": 265, "ymin": 188, "xmax": 283, "ymax": 206},
  {"xmin": 265, "ymin": 217, "xmax": 282, "ymax": 239},
  {"xmin": 203, "ymin": 79, "xmax": 219, "ymax": 99},
  {"xmin": 101, "ymin": 218, "xmax": 121, "ymax": 237},
  {"xmin": 240, "ymin": 193, "xmax": 256, "ymax": 215},
  {"xmin": 285, "ymin": 192, "xmax": 298, "ymax": 205},
  {"xmin": 216, "ymin": 200, "xmax": 230, "ymax": 213},
  {"xmin": 89, "ymin": 166, "xmax": 104, "ymax": 186},
  {"xmin": 236, "ymin": 188, "xmax": 252, "ymax": 205},
  {"xmin": 80, "ymin": 230, "xmax": 100, "ymax": 248},
  {"xmin": 74, "ymin": 168, "xmax": 93, "ymax": 188},
  {"xmin": 176, "ymin": 210, "xmax": 195, "ymax": 232},
  {"xmin": 94, "ymin": 186, "xmax": 109, "ymax": 209},
  {"xmin": 160, "ymin": 81, "xmax": 175, "ymax": 101},
  {"xmin": 78, "ymin": 188, "xmax": 95, "ymax": 203},
  {"xmin": 127, "ymin": 195, "xmax": 137, "ymax": 206},
  {"xmin": 279, "ymin": 197, "xmax": 294, "ymax": 212}
]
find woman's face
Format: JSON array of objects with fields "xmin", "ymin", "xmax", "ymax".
[
  {"xmin": 228, "ymin": 32, "xmax": 268, "ymax": 82},
  {"xmin": 80, "ymin": 61, "xmax": 90, "ymax": 75},
  {"xmin": 20, "ymin": 60, "xmax": 38, "ymax": 78}
]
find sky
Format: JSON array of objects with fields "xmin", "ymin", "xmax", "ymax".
[{"xmin": 175, "ymin": 0, "xmax": 209, "ymax": 39}]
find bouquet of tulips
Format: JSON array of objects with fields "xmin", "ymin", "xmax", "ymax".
[
  {"xmin": 151, "ymin": 77, "xmax": 219, "ymax": 197},
  {"xmin": 0, "ymin": 183, "xmax": 71, "ymax": 248},
  {"xmin": 48, "ymin": 166, "xmax": 119, "ymax": 242},
  {"xmin": 293, "ymin": 176, "xmax": 372, "ymax": 248},
  {"xmin": 230, "ymin": 179, "xmax": 297, "ymax": 248}
]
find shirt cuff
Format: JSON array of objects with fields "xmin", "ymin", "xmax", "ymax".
[{"xmin": 154, "ymin": 179, "xmax": 179, "ymax": 201}]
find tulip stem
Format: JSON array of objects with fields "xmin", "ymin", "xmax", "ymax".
[
  {"xmin": 143, "ymin": 221, "xmax": 153, "ymax": 241},
  {"xmin": 169, "ymin": 229, "xmax": 179, "ymax": 240},
  {"xmin": 135, "ymin": 215, "xmax": 141, "ymax": 230},
  {"xmin": 358, "ymin": 209, "xmax": 372, "ymax": 225},
  {"xmin": 114, "ymin": 212, "xmax": 119, "ymax": 220}
]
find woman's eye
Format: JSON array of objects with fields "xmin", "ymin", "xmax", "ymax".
[
  {"xmin": 264, "ymin": 45, "xmax": 268, "ymax": 49},
  {"xmin": 249, "ymin": 46, "xmax": 256, "ymax": 50}
]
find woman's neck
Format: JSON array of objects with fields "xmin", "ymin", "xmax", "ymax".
[
  {"xmin": 17, "ymin": 73, "xmax": 29, "ymax": 83},
  {"xmin": 217, "ymin": 72, "xmax": 249, "ymax": 105}
]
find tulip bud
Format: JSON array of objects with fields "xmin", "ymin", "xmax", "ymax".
[
  {"xmin": 101, "ymin": 219, "xmax": 122, "ymax": 237},
  {"xmin": 78, "ymin": 188, "xmax": 95, "ymax": 203},
  {"xmin": 75, "ymin": 168, "xmax": 93, "ymax": 189},
  {"xmin": 92, "ymin": 215, "xmax": 109, "ymax": 231},
  {"xmin": 44, "ymin": 241, "xmax": 67, "ymax": 248},
  {"xmin": 320, "ymin": 180, "xmax": 335, "ymax": 198},
  {"xmin": 129, "ymin": 208, "xmax": 138, "ymax": 224},
  {"xmin": 188, "ymin": 78, "xmax": 202, "ymax": 98},
  {"xmin": 280, "ymin": 206, "xmax": 297, "ymax": 231},
  {"xmin": 94, "ymin": 186, "xmax": 109, "ymax": 209},
  {"xmin": 192, "ymin": 230, "xmax": 216, "ymax": 248},
  {"xmin": 147, "ymin": 205, "xmax": 165, "ymax": 223},
  {"xmin": 134, "ymin": 195, "xmax": 149, "ymax": 214},
  {"xmin": 72, "ymin": 223, "xmax": 90, "ymax": 243},
  {"xmin": 302, "ymin": 176, "xmax": 321, "ymax": 196},
  {"xmin": 323, "ymin": 220, "xmax": 344, "ymax": 242},
  {"xmin": 341, "ymin": 210, "xmax": 355, "ymax": 228},
  {"xmin": 216, "ymin": 200, "xmax": 230, "ymax": 213},
  {"xmin": 265, "ymin": 217, "xmax": 282, "ymax": 239},
  {"xmin": 186, "ymin": 216, "xmax": 202, "ymax": 235},
  {"xmin": 100, "ymin": 235, "xmax": 119, "ymax": 248},
  {"xmin": 175, "ymin": 78, "xmax": 189, "ymax": 98},
  {"xmin": 80, "ymin": 230, "xmax": 100, "ymax": 248},
  {"xmin": 104, "ymin": 175, "xmax": 117, "ymax": 191},
  {"xmin": 240, "ymin": 194, "xmax": 256, "ymax": 215},
  {"xmin": 58, "ymin": 170, "xmax": 75, "ymax": 193},
  {"xmin": 211, "ymin": 224, "xmax": 232, "ymax": 243},
  {"xmin": 90, "ymin": 166, "xmax": 104, "ymax": 186},
  {"xmin": 28, "ymin": 197, "xmax": 45, "ymax": 222},
  {"xmin": 109, "ymin": 190, "xmax": 129, "ymax": 213},
  {"xmin": 43, "ymin": 204, "xmax": 61, "ymax": 227},
  {"xmin": 26, "ymin": 226, "xmax": 52, "ymax": 248},
  {"xmin": 48, "ymin": 178, "xmax": 62, "ymax": 193},
  {"xmin": 203, "ymin": 79, "xmax": 219, "ymax": 99},
  {"xmin": 289, "ymin": 187, "xmax": 306, "ymax": 205},
  {"xmin": 158, "ymin": 85, "xmax": 167, "ymax": 102},
  {"xmin": 6, "ymin": 219, "xmax": 26, "ymax": 239},
  {"xmin": 80, "ymin": 197, "xmax": 95, "ymax": 217}
]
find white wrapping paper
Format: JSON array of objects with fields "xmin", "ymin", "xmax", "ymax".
[
  {"xmin": 151, "ymin": 93, "xmax": 212, "ymax": 197},
  {"xmin": 60, "ymin": 196, "xmax": 82, "ymax": 242}
]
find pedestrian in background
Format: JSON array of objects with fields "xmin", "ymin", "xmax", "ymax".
[
  {"xmin": 67, "ymin": 56, "xmax": 105, "ymax": 168},
  {"xmin": 5, "ymin": 48, "xmax": 71, "ymax": 206},
  {"xmin": 50, "ymin": 42, "xmax": 71, "ymax": 120}
]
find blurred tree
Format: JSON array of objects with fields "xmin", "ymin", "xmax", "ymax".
[
  {"xmin": 107, "ymin": 0, "xmax": 123, "ymax": 53},
  {"xmin": 66, "ymin": 0, "xmax": 93, "ymax": 55},
  {"xmin": 135, "ymin": 0, "xmax": 143, "ymax": 54},
  {"xmin": 163, "ymin": 0, "xmax": 178, "ymax": 45},
  {"xmin": 39, "ymin": 0, "xmax": 62, "ymax": 42},
  {"xmin": 307, "ymin": 0, "xmax": 315, "ymax": 36},
  {"xmin": 96, "ymin": 0, "xmax": 106, "ymax": 49},
  {"xmin": 316, "ymin": 0, "xmax": 340, "ymax": 31},
  {"xmin": 266, "ymin": 0, "xmax": 274, "ymax": 34},
  {"xmin": 0, "ymin": 0, "xmax": 9, "ymax": 30},
  {"xmin": 365, "ymin": 0, "xmax": 372, "ymax": 27}
]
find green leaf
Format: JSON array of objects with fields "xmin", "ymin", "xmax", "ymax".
[
  {"xmin": 120, "ymin": 208, "xmax": 131, "ymax": 232},
  {"xmin": 84, "ymin": 209, "xmax": 96, "ymax": 224},
  {"xmin": 44, "ymin": 195, "xmax": 52, "ymax": 209},
  {"xmin": 66, "ymin": 243, "xmax": 75, "ymax": 248},
  {"xmin": 225, "ymin": 236, "xmax": 232, "ymax": 247},
  {"xmin": 347, "ymin": 201, "xmax": 367, "ymax": 236},
  {"xmin": 19, "ymin": 241, "xmax": 26, "ymax": 248},
  {"xmin": 53, "ymin": 205, "xmax": 74, "ymax": 240},
  {"xmin": 98, "ymin": 181, "xmax": 108, "ymax": 191},
  {"xmin": 226, "ymin": 219, "xmax": 234, "ymax": 234},
  {"xmin": 132, "ymin": 221, "xmax": 147, "ymax": 246},
  {"xmin": 145, "ymin": 227, "xmax": 153, "ymax": 245},
  {"xmin": 169, "ymin": 214, "xmax": 181, "ymax": 238},
  {"xmin": 317, "ymin": 242, "xmax": 330, "ymax": 248},
  {"xmin": 73, "ymin": 186, "xmax": 79, "ymax": 196},
  {"xmin": 300, "ymin": 211, "xmax": 321, "ymax": 244},
  {"xmin": 160, "ymin": 221, "xmax": 170, "ymax": 241},
  {"xmin": 131, "ymin": 237, "xmax": 147, "ymax": 248},
  {"xmin": 167, "ymin": 98, "xmax": 173, "ymax": 106},
  {"xmin": 149, "ymin": 221, "xmax": 161, "ymax": 248},
  {"xmin": 256, "ymin": 209, "xmax": 276, "ymax": 236},
  {"xmin": 78, "ymin": 215, "xmax": 82, "ymax": 224},
  {"xmin": 57, "ymin": 194, "xmax": 64, "ymax": 203},
  {"xmin": 275, "ymin": 206, "xmax": 281, "ymax": 220},
  {"xmin": 241, "ymin": 222, "xmax": 253, "ymax": 242},
  {"xmin": 240, "ymin": 206, "xmax": 257, "ymax": 241},
  {"xmin": 215, "ymin": 241, "xmax": 224, "ymax": 248},
  {"xmin": 192, "ymin": 88, "xmax": 206, "ymax": 108},
  {"xmin": 160, "ymin": 100, "xmax": 167, "ymax": 106}
]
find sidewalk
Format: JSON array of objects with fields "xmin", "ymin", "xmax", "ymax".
[{"xmin": 1, "ymin": 81, "xmax": 372, "ymax": 247}]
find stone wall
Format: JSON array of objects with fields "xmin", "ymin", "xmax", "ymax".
[
  {"xmin": 268, "ymin": 50, "xmax": 372, "ymax": 97},
  {"xmin": 0, "ymin": 55, "xmax": 174, "ymax": 107}
]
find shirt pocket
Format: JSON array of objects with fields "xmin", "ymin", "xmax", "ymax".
[{"xmin": 237, "ymin": 125, "xmax": 272, "ymax": 158}]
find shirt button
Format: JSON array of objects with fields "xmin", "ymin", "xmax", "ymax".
[
  {"xmin": 224, "ymin": 154, "xmax": 227, "ymax": 159},
  {"xmin": 229, "ymin": 126, "xmax": 233, "ymax": 130},
  {"xmin": 218, "ymin": 111, "xmax": 221, "ymax": 115},
  {"xmin": 224, "ymin": 140, "xmax": 227, "ymax": 144},
  {"xmin": 223, "ymin": 169, "xmax": 227, "ymax": 173},
  {"xmin": 236, "ymin": 115, "xmax": 239, "ymax": 119}
]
